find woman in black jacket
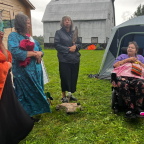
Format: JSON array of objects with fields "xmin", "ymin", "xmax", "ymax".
[{"xmin": 54, "ymin": 16, "xmax": 81, "ymax": 103}]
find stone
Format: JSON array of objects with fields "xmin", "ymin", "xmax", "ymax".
[{"xmin": 55, "ymin": 103, "xmax": 81, "ymax": 113}]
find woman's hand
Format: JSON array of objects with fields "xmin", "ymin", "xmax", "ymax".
[
  {"xmin": 8, "ymin": 62, "xmax": 12, "ymax": 69},
  {"xmin": 0, "ymin": 31, "xmax": 4, "ymax": 44},
  {"xmin": 135, "ymin": 60, "xmax": 144, "ymax": 68},
  {"xmin": 127, "ymin": 57, "xmax": 137, "ymax": 63},
  {"xmin": 34, "ymin": 51, "xmax": 43, "ymax": 64},
  {"xmin": 69, "ymin": 45, "xmax": 76, "ymax": 52},
  {"xmin": 135, "ymin": 59, "xmax": 141, "ymax": 64}
]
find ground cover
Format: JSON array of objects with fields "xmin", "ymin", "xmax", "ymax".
[{"xmin": 20, "ymin": 49, "xmax": 144, "ymax": 144}]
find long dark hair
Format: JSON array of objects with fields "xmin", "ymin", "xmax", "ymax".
[{"xmin": 15, "ymin": 14, "xmax": 29, "ymax": 35}]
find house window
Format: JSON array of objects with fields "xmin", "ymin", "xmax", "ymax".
[
  {"xmin": 79, "ymin": 37, "xmax": 82, "ymax": 43},
  {"xmin": 91, "ymin": 37, "xmax": 98, "ymax": 43},
  {"xmin": 49, "ymin": 37, "xmax": 54, "ymax": 43}
]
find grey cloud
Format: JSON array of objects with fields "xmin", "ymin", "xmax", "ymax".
[
  {"xmin": 121, "ymin": 11, "xmax": 132, "ymax": 22},
  {"xmin": 31, "ymin": 17, "xmax": 43, "ymax": 36},
  {"xmin": 133, "ymin": 0, "xmax": 144, "ymax": 4},
  {"xmin": 29, "ymin": 0, "xmax": 50, "ymax": 12}
]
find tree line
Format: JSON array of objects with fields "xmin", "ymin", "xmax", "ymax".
[
  {"xmin": 33, "ymin": 35, "xmax": 44, "ymax": 45},
  {"xmin": 130, "ymin": 4, "xmax": 144, "ymax": 18}
]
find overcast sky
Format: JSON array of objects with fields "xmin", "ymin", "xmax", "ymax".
[{"xmin": 29, "ymin": 0, "xmax": 144, "ymax": 36}]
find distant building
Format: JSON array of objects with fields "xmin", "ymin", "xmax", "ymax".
[
  {"xmin": 42, "ymin": 0, "xmax": 115, "ymax": 48},
  {"xmin": 0, "ymin": 0, "xmax": 35, "ymax": 48}
]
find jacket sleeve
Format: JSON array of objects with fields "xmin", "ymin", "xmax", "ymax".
[
  {"xmin": 113, "ymin": 54, "xmax": 126, "ymax": 67},
  {"xmin": 75, "ymin": 37, "xmax": 82, "ymax": 51},
  {"xmin": 54, "ymin": 31, "xmax": 69, "ymax": 54},
  {"xmin": 8, "ymin": 33, "xmax": 27, "ymax": 61}
]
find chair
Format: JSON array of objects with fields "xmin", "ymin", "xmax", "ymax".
[{"xmin": 111, "ymin": 73, "xmax": 135, "ymax": 114}]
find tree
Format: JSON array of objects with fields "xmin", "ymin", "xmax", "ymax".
[
  {"xmin": 130, "ymin": 4, "xmax": 144, "ymax": 19},
  {"xmin": 33, "ymin": 35, "xmax": 44, "ymax": 45}
]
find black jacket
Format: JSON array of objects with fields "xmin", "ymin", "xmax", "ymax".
[{"xmin": 54, "ymin": 28, "xmax": 81, "ymax": 63}]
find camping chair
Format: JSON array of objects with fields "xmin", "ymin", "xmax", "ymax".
[
  {"xmin": 111, "ymin": 73, "xmax": 135, "ymax": 114},
  {"xmin": 133, "ymin": 35, "xmax": 144, "ymax": 56}
]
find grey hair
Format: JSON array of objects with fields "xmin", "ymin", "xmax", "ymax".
[
  {"xmin": 128, "ymin": 41, "xmax": 139, "ymax": 52},
  {"xmin": 60, "ymin": 15, "xmax": 74, "ymax": 31},
  {"xmin": 15, "ymin": 14, "xmax": 29, "ymax": 35}
]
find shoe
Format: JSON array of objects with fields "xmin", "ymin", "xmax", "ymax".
[
  {"xmin": 61, "ymin": 97, "xmax": 68, "ymax": 103},
  {"xmin": 67, "ymin": 92, "xmax": 77, "ymax": 101},
  {"xmin": 124, "ymin": 109, "xmax": 136, "ymax": 118},
  {"xmin": 70, "ymin": 95, "xmax": 77, "ymax": 101},
  {"xmin": 135, "ymin": 107, "xmax": 144, "ymax": 118},
  {"xmin": 31, "ymin": 117, "xmax": 41, "ymax": 123}
]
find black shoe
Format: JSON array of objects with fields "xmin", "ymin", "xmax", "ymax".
[
  {"xmin": 61, "ymin": 97, "xmax": 68, "ymax": 103},
  {"xmin": 67, "ymin": 92, "xmax": 77, "ymax": 101},
  {"xmin": 31, "ymin": 117, "xmax": 41, "ymax": 123},
  {"xmin": 135, "ymin": 107, "xmax": 144, "ymax": 118},
  {"xmin": 70, "ymin": 95, "xmax": 77, "ymax": 101},
  {"xmin": 124, "ymin": 109, "xmax": 136, "ymax": 118}
]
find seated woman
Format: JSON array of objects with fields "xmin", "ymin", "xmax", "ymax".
[
  {"xmin": 0, "ymin": 31, "xmax": 34, "ymax": 144},
  {"xmin": 112, "ymin": 41, "xmax": 144, "ymax": 118}
]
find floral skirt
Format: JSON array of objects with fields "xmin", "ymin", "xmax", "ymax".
[{"xmin": 112, "ymin": 76, "xmax": 144, "ymax": 109}]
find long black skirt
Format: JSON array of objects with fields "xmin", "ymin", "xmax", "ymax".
[
  {"xmin": 59, "ymin": 62, "xmax": 79, "ymax": 93},
  {"xmin": 0, "ymin": 72, "xmax": 34, "ymax": 144}
]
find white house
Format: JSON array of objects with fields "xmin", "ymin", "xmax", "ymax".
[{"xmin": 42, "ymin": 0, "xmax": 115, "ymax": 48}]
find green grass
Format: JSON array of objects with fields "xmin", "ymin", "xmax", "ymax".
[{"xmin": 20, "ymin": 49, "xmax": 144, "ymax": 144}]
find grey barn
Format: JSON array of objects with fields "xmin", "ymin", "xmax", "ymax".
[{"xmin": 42, "ymin": 0, "xmax": 115, "ymax": 48}]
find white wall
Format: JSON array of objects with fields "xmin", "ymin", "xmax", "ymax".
[
  {"xmin": 43, "ymin": 20, "xmax": 107, "ymax": 43},
  {"xmin": 105, "ymin": 1, "xmax": 115, "ymax": 41},
  {"xmin": 43, "ymin": 22, "xmax": 60, "ymax": 43},
  {"xmin": 74, "ymin": 20, "xmax": 106, "ymax": 43}
]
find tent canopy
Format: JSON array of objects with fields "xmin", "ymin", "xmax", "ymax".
[{"xmin": 98, "ymin": 15, "xmax": 144, "ymax": 79}]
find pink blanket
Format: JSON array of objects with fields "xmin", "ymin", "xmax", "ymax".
[{"xmin": 112, "ymin": 62, "xmax": 144, "ymax": 79}]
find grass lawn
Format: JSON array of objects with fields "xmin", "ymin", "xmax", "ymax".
[{"xmin": 20, "ymin": 49, "xmax": 144, "ymax": 144}]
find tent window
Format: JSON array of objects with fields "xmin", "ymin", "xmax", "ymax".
[
  {"xmin": 79, "ymin": 37, "xmax": 82, "ymax": 43},
  {"xmin": 49, "ymin": 37, "xmax": 54, "ymax": 43},
  {"xmin": 91, "ymin": 37, "xmax": 98, "ymax": 43}
]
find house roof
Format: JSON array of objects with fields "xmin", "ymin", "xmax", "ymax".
[
  {"xmin": 21, "ymin": 0, "xmax": 35, "ymax": 10},
  {"xmin": 42, "ymin": 0, "xmax": 115, "ymax": 22}
]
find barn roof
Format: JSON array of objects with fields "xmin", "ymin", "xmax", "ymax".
[
  {"xmin": 42, "ymin": 0, "xmax": 115, "ymax": 22},
  {"xmin": 21, "ymin": 0, "xmax": 35, "ymax": 10}
]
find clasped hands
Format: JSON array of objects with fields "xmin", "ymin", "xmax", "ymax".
[
  {"xmin": 69, "ymin": 43, "xmax": 76, "ymax": 52},
  {"xmin": 127, "ymin": 57, "xmax": 142, "ymax": 65},
  {"xmin": 33, "ymin": 51, "xmax": 43, "ymax": 64}
]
